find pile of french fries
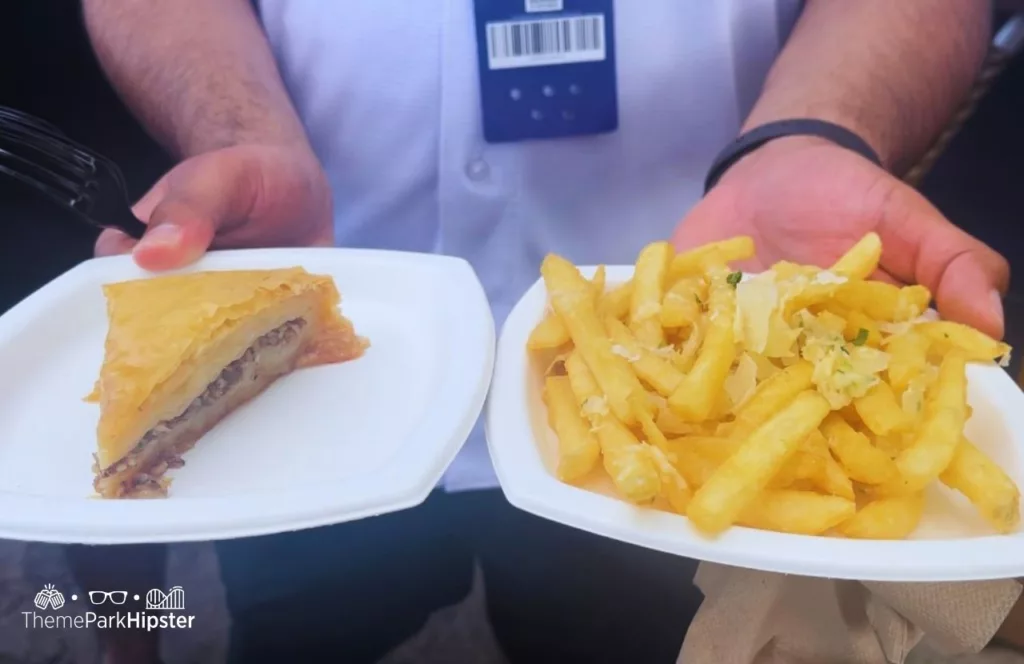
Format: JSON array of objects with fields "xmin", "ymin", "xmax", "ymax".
[{"xmin": 530, "ymin": 233, "xmax": 1022, "ymax": 539}]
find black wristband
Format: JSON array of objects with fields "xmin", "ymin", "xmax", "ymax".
[{"xmin": 703, "ymin": 119, "xmax": 883, "ymax": 194}]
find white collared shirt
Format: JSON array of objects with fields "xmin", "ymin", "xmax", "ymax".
[{"xmin": 257, "ymin": 0, "xmax": 800, "ymax": 491}]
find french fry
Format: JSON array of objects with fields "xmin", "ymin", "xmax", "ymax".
[
  {"xmin": 656, "ymin": 407, "xmax": 701, "ymax": 436},
  {"xmin": 564, "ymin": 351, "xmax": 661, "ymax": 502},
  {"xmin": 822, "ymin": 305, "xmax": 885, "ymax": 348},
  {"xmin": 915, "ymin": 321, "xmax": 1011, "ymax": 362},
  {"xmin": 834, "ymin": 281, "xmax": 931, "ymax": 322},
  {"xmin": 591, "ymin": 265, "xmax": 607, "ymax": 295},
  {"xmin": 668, "ymin": 272, "xmax": 737, "ymax": 421},
  {"xmin": 542, "ymin": 255, "xmax": 650, "ymax": 426},
  {"xmin": 527, "ymin": 315, "xmax": 571, "ymax": 351},
  {"xmin": 672, "ymin": 319, "xmax": 705, "ymax": 374},
  {"xmin": 668, "ymin": 236, "xmax": 755, "ymax": 281},
  {"xmin": 595, "ymin": 418, "xmax": 662, "ymax": 504},
  {"xmin": 605, "ymin": 317, "xmax": 684, "ymax": 396},
  {"xmin": 661, "ymin": 277, "xmax": 706, "ymax": 329},
  {"xmin": 940, "ymin": 437, "xmax": 1021, "ymax": 534},
  {"xmin": 886, "ymin": 353, "xmax": 967, "ymax": 493},
  {"xmin": 846, "ymin": 311, "xmax": 883, "ymax": 348},
  {"xmin": 748, "ymin": 351, "xmax": 782, "ymax": 380},
  {"xmin": 633, "ymin": 394, "xmax": 670, "ymax": 453},
  {"xmin": 564, "ymin": 351, "xmax": 601, "ymax": 411},
  {"xmin": 681, "ymin": 435, "xmax": 741, "ymax": 463},
  {"xmin": 528, "ymin": 266, "xmax": 607, "ymax": 350},
  {"xmin": 830, "ymin": 232, "xmax": 882, "ymax": 280},
  {"xmin": 820, "ymin": 413, "xmax": 899, "ymax": 485},
  {"xmin": 802, "ymin": 429, "xmax": 857, "ymax": 500},
  {"xmin": 670, "ymin": 444, "xmax": 721, "ymax": 488},
  {"xmin": 649, "ymin": 445, "xmax": 693, "ymax": 514},
  {"xmin": 739, "ymin": 490, "xmax": 856, "ymax": 535},
  {"xmin": 726, "ymin": 360, "xmax": 814, "ymax": 441},
  {"xmin": 530, "ymin": 234, "xmax": 1020, "ymax": 539},
  {"xmin": 599, "ymin": 281, "xmax": 633, "ymax": 320},
  {"xmin": 542, "ymin": 376, "xmax": 601, "ymax": 482},
  {"xmin": 885, "ymin": 329, "xmax": 929, "ymax": 392},
  {"xmin": 784, "ymin": 283, "xmax": 844, "ymax": 317},
  {"xmin": 853, "ymin": 381, "xmax": 910, "ymax": 436},
  {"xmin": 839, "ymin": 493, "xmax": 924, "ymax": 539},
  {"xmin": 873, "ymin": 433, "xmax": 911, "ymax": 459},
  {"xmin": 630, "ymin": 242, "xmax": 673, "ymax": 347},
  {"xmin": 820, "ymin": 454, "xmax": 857, "ymax": 501},
  {"xmin": 688, "ymin": 391, "xmax": 832, "ymax": 534},
  {"xmin": 770, "ymin": 450, "xmax": 824, "ymax": 490}
]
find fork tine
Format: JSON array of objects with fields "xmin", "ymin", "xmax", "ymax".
[
  {"xmin": 0, "ymin": 146, "xmax": 83, "ymax": 196},
  {"xmin": 0, "ymin": 151, "xmax": 122, "ymax": 235},
  {"xmin": 0, "ymin": 149, "xmax": 99, "ymax": 224},
  {"xmin": 0, "ymin": 161, "xmax": 80, "ymax": 206},
  {"xmin": 0, "ymin": 112, "xmax": 133, "ymax": 203},
  {"xmin": 0, "ymin": 121, "xmax": 97, "ymax": 175},
  {"xmin": 0, "ymin": 132, "xmax": 94, "ymax": 184},
  {"xmin": 0, "ymin": 106, "xmax": 148, "ymax": 238},
  {"xmin": 0, "ymin": 106, "xmax": 66, "ymax": 139}
]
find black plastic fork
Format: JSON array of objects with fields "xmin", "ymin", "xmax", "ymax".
[{"xmin": 0, "ymin": 105, "xmax": 147, "ymax": 239}]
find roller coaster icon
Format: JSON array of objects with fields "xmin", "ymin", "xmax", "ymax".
[{"xmin": 145, "ymin": 586, "xmax": 185, "ymax": 611}]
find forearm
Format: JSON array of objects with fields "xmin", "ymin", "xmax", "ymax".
[
  {"xmin": 82, "ymin": 0, "xmax": 310, "ymax": 158},
  {"xmin": 743, "ymin": 0, "xmax": 990, "ymax": 173}
]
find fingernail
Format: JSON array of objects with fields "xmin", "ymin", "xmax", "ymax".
[
  {"xmin": 134, "ymin": 224, "xmax": 182, "ymax": 251},
  {"xmin": 990, "ymin": 289, "xmax": 1005, "ymax": 322}
]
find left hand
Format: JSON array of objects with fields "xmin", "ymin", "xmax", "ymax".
[{"xmin": 671, "ymin": 136, "xmax": 1009, "ymax": 338}]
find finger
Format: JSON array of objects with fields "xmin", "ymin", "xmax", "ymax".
[
  {"xmin": 131, "ymin": 197, "xmax": 217, "ymax": 272},
  {"xmin": 889, "ymin": 225, "xmax": 1008, "ymax": 337},
  {"xmin": 874, "ymin": 188, "xmax": 1009, "ymax": 338},
  {"xmin": 131, "ymin": 176, "xmax": 170, "ymax": 223},
  {"xmin": 131, "ymin": 150, "xmax": 260, "ymax": 271},
  {"xmin": 310, "ymin": 227, "xmax": 335, "ymax": 248},
  {"xmin": 670, "ymin": 192, "xmax": 743, "ymax": 252},
  {"xmin": 932, "ymin": 249, "xmax": 1008, "ymax": 339},
  {"xmin": 867, "ymin": 268, "xmax": 905, "ymax": 287},
  {"xmin": 94, "ymin": 229, "xmax": 138, "ymax": 257}
]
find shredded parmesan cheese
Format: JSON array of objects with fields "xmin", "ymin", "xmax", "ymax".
[{"xmin": 610, "ymin": 344, "xmax": 641, "ymax": 362}]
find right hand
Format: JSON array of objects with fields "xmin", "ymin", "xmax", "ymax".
[{"xmin": 95, "ymin": 144, "xmax": 334, "ymax": 271}]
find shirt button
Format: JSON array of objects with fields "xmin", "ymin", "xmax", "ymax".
[{"xmin": 466, "ymin": 159, "xmax": 490, "ymax": 182}]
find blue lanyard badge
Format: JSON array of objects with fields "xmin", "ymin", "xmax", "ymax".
[{"xmin": 473, "ymin": 0, "xmax": 618, "ymax": 143}]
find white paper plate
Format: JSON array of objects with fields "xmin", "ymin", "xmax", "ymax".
[
  {"xmin": 487, "ymin": 265, "xmax": 1024, "ymax": 582},
  {"xmin": 0, "ymin": 248, "xmax": 494, "ymax": 544}
]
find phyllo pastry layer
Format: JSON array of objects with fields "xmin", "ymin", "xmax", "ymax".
[{"xmin": 89, "ymin": 267, "xmax": 367, "ymax": 498}]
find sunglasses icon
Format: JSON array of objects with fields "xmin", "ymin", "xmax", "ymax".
[{"xmin": 88, "ymin": 591, "xmax": 128, "ymax": 605}]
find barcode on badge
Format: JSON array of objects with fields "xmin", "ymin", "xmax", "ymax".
[
  {"xmin": 525, "ymin": 0, "xmax": 564, "ymax": 12},
  {"xmin": 486, "ymin": 14, "xmax": 606, "ymax": 70}
]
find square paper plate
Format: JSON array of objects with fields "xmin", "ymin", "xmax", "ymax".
[
  {"xmin": 0, "ymin": 248, "xmax": 494, "ymax": 544},
  {"xmin": 487, "ymin": 265, "xmax": 1024, "ymax": 582}
]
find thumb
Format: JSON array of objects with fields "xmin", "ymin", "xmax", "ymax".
[
  {"xmin": 131, "ymin": 149, "xmax": 259, "ymax": 271},
  {"xmin": 872, "ymin": 187, "xmax": 1010, "ymax": 339},
  {"xmin": 926, "ymin": 241, "xmax": 1009, "ymax": 340},
  {"xmin": 131, "ymin": 195, "xmax": 217, "ymax": 272}
]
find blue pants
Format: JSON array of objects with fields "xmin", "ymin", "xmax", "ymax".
[{"xmin": 215, "ymin": 489, "xmax": 702, "ymax": 664}]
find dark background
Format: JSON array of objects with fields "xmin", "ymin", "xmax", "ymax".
[{"xmin": 1, "ymin": 1, "xmax": 1023, "ymax": 313}]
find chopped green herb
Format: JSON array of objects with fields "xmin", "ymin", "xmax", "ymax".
[
  {"xmin": 853, "ymin": 328, "xmax": 869, "ymax": 346},
  {"xmin": 726, "ymin": 271, "xmax": 743, "ymax": 287},
  {"xmin": 694, "ymin": 294, "xmax": 702, "ymax": 305},
  {"xmin": 840, "ymin": 346, "xmax": 850, "ymax": 355}
]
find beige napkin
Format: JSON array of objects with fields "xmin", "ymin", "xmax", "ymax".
[{"xmin": 677, "ymin": 563, "xmax": 1022, "ymax": 664}]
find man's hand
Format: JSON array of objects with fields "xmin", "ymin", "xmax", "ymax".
[
  {"xmin": 671, "ymin": 137, "xmax": 1009, "ymax": 338},
  {"xmin": 95, "ymin": 144, "xmax": 333, "ymax": 271}
]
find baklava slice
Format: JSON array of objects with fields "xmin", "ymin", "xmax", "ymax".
[{"xmin": 89, "ymin": 267, "xmax": 367, "ymax": 498}]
